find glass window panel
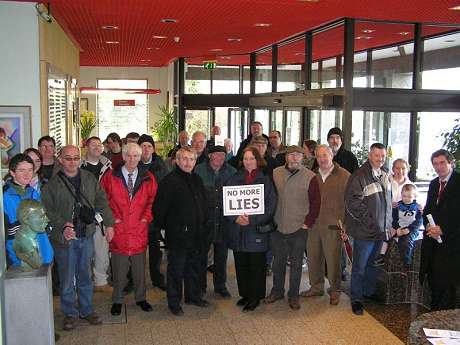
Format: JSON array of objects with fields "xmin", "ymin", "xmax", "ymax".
[
  {"xmin": 285, "ymin": 109, "xmax": 301, "ymax": 145},
  {"xmin": 417, "ymin": 112, "xmax": 459, "ymax": 181},
  {"xmin": 214, "ymin": 107, "xmax": 230, "ymax": 138},
  {"xmin": 319, "ymin": 110, "xmax": 337, "ymax": 144},
  {"xmin": 271, "ymin": 109, "xmax": 284, "ymax": 137},
  {"xmin": 371, "ymin": 44, "xmax": 414, "ymax": 88},
  {"xmin": 185, "ymin": 109, "xmax": 210, "ymax": 137},
  {"xmin": 353, "ymin": 52, "xmax": 368, "ymax": 87},
  {"xmin": 322, "ymin": 58, "xmax": 337, "ymax": 88},
  {"xmin": 422, "ymin": 28, "xmax": 460, "ymax": 90},
  {"xmin": 97, "ymin": 79, "xmax": 148, "ymax": 140},
  {"xmin": 185, "ymin": 65, "xmax": 211, "ymax": 94},
  {"xmin": 311, "ymin": 62, "xmax": 320, "ymax": 89},
  {"xmin": 229, "ymin": 108, "xmax": 248, "ymax": 151},
  {"xmin": 212, "ymin": 66, "xmax": 239, "ymax": 94},
  {"xmin": 277, "ymin": 39, "xmax": 305, "ymax": 92},
  {"xmin": 256, "ymin": 50, "xmax": 272, "ymax": 94},
  {"xmin": 309, "ymin": 110, "xmax": 320, "ymax": 140},
  {"xmin": 254, "ymin": 109, "xmax": 270, "ymax": 133},
  {"xmin": 243, "ymin": 66, "xmax": 250, "ymax": 94},
  {"xmin": 388, "ymin": 113, "xmax": 410, "ymax": 168}
]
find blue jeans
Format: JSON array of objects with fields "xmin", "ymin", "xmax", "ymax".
[
  {"xmin": 54, "ymin": 236, "xmax": 94, "ymax": 317},
  {"xmin": 350, "ymin": 239, "xmax": 382, "ymax": 303}
]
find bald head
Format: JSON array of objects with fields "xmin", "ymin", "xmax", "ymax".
[{"xmin": 59, "ymin": 145, "xmax": 80, "ymax": 177}]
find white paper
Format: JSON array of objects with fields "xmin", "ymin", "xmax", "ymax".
[
  {"xmin": 424, "ymin": 328, "xmax": 460, "ymax": 339},
  {"xmin": 427, "ymin": 338, "xmax": 460, "ymax": 345},
  {"xmin": 223, "ymin": 184, "xmax": 264, "ymax": 216}
]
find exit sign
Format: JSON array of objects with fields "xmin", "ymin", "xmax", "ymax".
[{"xmin": 203, "ymin": 61, "xmax": 217, "ymax": 70}]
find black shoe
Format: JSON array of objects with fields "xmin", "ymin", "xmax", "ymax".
[
  {"xmin": 351, "ymin": 301, "xmax": 363, "ymax": 315},
  {"xmin": 152, "ymin": 281, "xmax": 166, "ymax": 291},
  {"xmin": 169, "ymin": 305, "xmax": 184, "ymax": 316},
  {"xmin": 185, "ymin": 298, "xmax": 210, "ymax": 307},
  {"xmin": 236, "ymin": 297, "xmax": 248, "ymax": 306},
  {"xmin": 136, "ymin": 300, "xmax": 153, "ymax": 312},
  {"xmin": 215, "ymin": 289, "xmax": 232, "ymax": 299},
  {"xmin": 111, "ymin": 303, "xmax": 122, "ymax": 316},
  {"xmin": 243, "ymin": 300, "xmax": 260, "ymax": 312},
  {"xmin": 363, "ymin": 293, "xmax": 383, "ymax": 304}
]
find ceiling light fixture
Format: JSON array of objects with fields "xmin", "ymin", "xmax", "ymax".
[
  {"xmin": 210, "ymin": 48, "xmax": 223, "ymax": 52},
  {"xmin": 141, "ymin": 59, "xmax": 151, "ymax": 62},
  {"xmin": 105, "ymin": 41, "xmax": 119, "ymax": 44},
  {"xmin": 295, "ymin": 52, "xmax": 306, "ymax": 56},
  {"xmin": 161, "ymin": 18, "xmax": 178, "ymax": 23},
  {"xmin": 102, "ymin": 25, "xmax": 119, "ymax": 30},
  {"xmin": 227, "ymin": 38, "xmax": 242, "ymax": 42},
  {"xmin": 254, "ymin": 23, "xmax": 271, "ymax": 27},
  {"xmin": 153, "ymin": 35, "xmax": 167, "ymax": 39},
  {"xmin": 355, "ymin": 36, "xmax": 372, "ymax": 40},
  {"xmin": 398, "ymin": 32, "xmax": 410, "ymax": 36},
  {"xmin": 362, "ymin": 29, "xmax": 375, "ymax": 33},
  {"xmin": 449, "ymin": 5, "xmax": 460, "ymax": 10}
]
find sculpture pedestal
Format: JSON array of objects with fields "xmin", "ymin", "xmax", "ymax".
[{"xmin": 5, "ymin": 265, "xmax": 55, "ymax": 345}]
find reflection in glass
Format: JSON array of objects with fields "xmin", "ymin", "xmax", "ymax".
[
  {"xmin": 256, "ymin": 50, "xmax": 272, "ymax": 94},
  {"xmin": 212, "ymin": 66, "xmax": 239, "ymax": 94},
  {"xmin": 254, "ymin": 109, "xmax": 270, "ymax": 133},
  {"xmin": 286, "ymin": 110, "xmax": 301, "ymax": 145},
  {"xmin": 185, "ymin": 109, "xmax": 210, "ymax": 137}
]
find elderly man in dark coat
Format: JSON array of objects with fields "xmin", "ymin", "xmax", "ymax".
[{"xmin": 154, "ymin": 147, "xmax": 209, "ymax": 316}]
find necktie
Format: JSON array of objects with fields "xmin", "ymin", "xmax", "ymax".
[
  {"xmin": 128, "ymin": 173, "xmax": 134, "ymax": 198},
  {"xmin": 438, "ymin": 180, "xmax": 446, "ymax": 202}
]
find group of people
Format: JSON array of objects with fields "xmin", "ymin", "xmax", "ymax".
[{"xmin": 3, "ymin": 122, "xmax": 459, "ymax": 332}]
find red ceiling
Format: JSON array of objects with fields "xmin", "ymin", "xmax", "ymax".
[{"xmin": 36, "ymin": 0, "xmax": 460, "ymax": 67}]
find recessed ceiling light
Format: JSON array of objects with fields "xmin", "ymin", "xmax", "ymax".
[
  {"xmin": 105, "ymin": 41, "xmax": 119, "ymax": 44},
  {"xmin": 102, "ymin": 25, "xmax": 119, "ymax": 30},
  {"xmin": 161, "ymin": 18, "xmax": 178, "ymax": 23},
  {"xmin": 295, "ymin": 52, "xmax": 306, "ymax": 56},
  {"xmin": 449, "ymin": 5, "xmax": 460, "ymax": 10},
  {"xmin": 296, "ymin": 0, "xmax": 320, "ymax": 2},
  {"xmin": 141, "ymin": 59, "xmax": 151, "ymax": 62},
  {"xmin": 355, "ymin": 36, "xmax": 372, "ymax": 40},
  {"xmin": 399, "ymin": 32, "xmax": 410, "ymax": 36},
  {"xmin": 227, "ymin": 38, "xmax": 242, "ymax": 42},
  {"xmin": 220, "ymin": 56, "xmax": 232, "ymax": 60},
  {"xmin": 153, "ymin": 35, "xmax": 167, "ymax": 39},
  {"xmin": 210, "ymin": 48, "xmax": 223, "ymax": 52},
  {"xmin": 362, "ymin": 29, "xmax": 375, "ymax": 33},
  {"xmin": 254, "ymin": 23, "xmax": 271, "ymax": 27}
]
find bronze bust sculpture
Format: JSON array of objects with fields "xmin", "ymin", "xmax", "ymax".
[{"xmin": 12, "ymin": 200, "xmax": 49, "ymax": 271}]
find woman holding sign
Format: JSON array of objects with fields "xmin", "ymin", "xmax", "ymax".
[{"xmin": 225, "ymin": 147, "xmax": 277, "ymax": 312}]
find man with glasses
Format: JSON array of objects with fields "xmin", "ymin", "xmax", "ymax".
[
  {"xmin": 42, "ymin": 145, "xmax": 115, "ymax": 331},
  {"xmin": 265, "ymin": 146, "xmax": 320, "ymax": 310},
  {"xmin": 38, "ymin": 135, "xmax": 61, "ymax": 180},
  {"xmin": 80, "ymin": 136, "xmax": 112, "ymax": 293}
]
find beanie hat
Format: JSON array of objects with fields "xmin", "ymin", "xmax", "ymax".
[
  {"xmin": 327, "ymin": 127, "xmax": 343, "ymax": 140},
  {"xmin": 138, "ymin": 134, "xmax": 155, "ymax": 147}
]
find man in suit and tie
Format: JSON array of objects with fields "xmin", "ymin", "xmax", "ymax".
[{"xmin": 420, "ymin": 149, "xmax": 460, "ymax": 311}]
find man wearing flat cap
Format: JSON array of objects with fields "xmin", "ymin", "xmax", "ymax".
[
  {"xmin": 265, "ymin": 145, "xmax": 321, "ymax": 310},
  {"xmin": 195, "ymin": 145, "xmax": 236, "ymax": 298},
  {"xmin": 138, "ymin": 134, "xmax": 169, "ymax": 290},
  {"xmin": 327, "ymin": 127, "xmax": 359, "ymax": 174}
]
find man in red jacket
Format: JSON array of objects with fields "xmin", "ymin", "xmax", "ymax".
[{"xmin": 101, "ymin": 143, "xmax": 157, "ymax": 316}]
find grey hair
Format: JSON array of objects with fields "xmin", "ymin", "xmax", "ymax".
[
  {"xmin": 176, "ymin": 146, "xmax": 197, "ymax": 160},
  {"xmin": 192, "ymin": 131, "xmax": 206, "ymax": 141},
  {"xmin": 315, "ymin": 144, "xmax": 333, "ymax": 157},
  {"xmin": 122, "ymin": 142, "xmax": 142, "ymax": 158}
]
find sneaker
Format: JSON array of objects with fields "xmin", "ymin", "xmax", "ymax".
[
  {"xmin": 63, "ymin": 316, "xmax": 76, "ymax": 331},
  {"xmin": 351, "ymin": 301, "xmax": 364, "ymax": 315},
  {"xmin": 373, "ymin": 255, "xmax": 385, "ymax": 267},
  {"xmin": 80, "ymin": 312, "xmax": 103, "ymax": 325},
  {"xmin": 264, "ymin": 292, "xmax": 284, "ymax": 304},
  {"xmin": 288, "ymin": 297, "xmax": 301, "ymax": 310},
  {"xmin": 300, "ymin": 289, "xmax": 324, "ymax": 298},
  {"xmin": 94, "ymin": 284, "xmax": 113, "ymax": 293}
]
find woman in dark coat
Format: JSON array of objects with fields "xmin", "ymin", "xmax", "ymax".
[{"xmin": 225, "ymin": 146, "xmax": 277, "ymax": 312}]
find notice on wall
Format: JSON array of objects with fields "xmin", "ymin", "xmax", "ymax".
[
  {"xmin": 114, "ymin": 99, "xmax": 135, "ymax": 106},
  {"xmin": 223, "ymin": 184, "xmax": 264, "ymax": 216}
]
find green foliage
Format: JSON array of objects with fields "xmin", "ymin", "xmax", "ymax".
[
  {"xmin": 153, "ymin": 106, "xmax": 178, "ymax": 158},
  {"xmin": 80, "ymin": 111, "xmax": 96, "ymax": 141},
  {"xmin": 351, "ymin": 140, "xmax": 369, "ymax": 166},
  {"xmin": 441, "ymin": 118, "xmax": 460, "ymax": 171}
]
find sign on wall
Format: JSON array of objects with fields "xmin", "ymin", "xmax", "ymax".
[
  {"xmin": 223, "ymin": 184, "xmax": 264, "ymax": 216},
  {"xmin": 114, "ymin": 99, "xmax": 135, "ymax": 106}
]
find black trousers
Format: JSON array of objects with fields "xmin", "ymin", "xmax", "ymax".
[
  {"xmin": 234, "ymin": 251, "xmax": 267, "ymax": 302},
  {"xmin": 167, "ymin": 248, "xmax": 202, "ymax": 308},
  {"xmin": 148, "ymin": 229, "xmax": 164, "ymax": 285},
  {"xmin": 199, "ymin": 241, "xmax": 229, "ymax": 292}
]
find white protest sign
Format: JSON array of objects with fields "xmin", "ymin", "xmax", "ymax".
[
  {"xmin": 223, "ymin": 184, "xmax": 264, "ymax": 216},
  {"xmin": 214, "ymin": 134, "xmax": 225, "ymax": 146}
]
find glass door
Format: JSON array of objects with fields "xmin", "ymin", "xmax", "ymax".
[
  {"xmin": 229, "ymin": 108, "xmax": 248, "ymax": 153},
  {"xmin": 185, "ymin": 108, "xmax": 211, "ymax": 138},
  {"xmin": 285, "ymin": 108, "xmax": 302, "ymax": 145}
]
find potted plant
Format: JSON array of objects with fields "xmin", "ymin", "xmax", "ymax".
[
  {"xmin": 80, "ymin": 111, "xmax": 97, "ymax": 146},
  {"xmin": 152, "ymin": 105, "xmax": 178, "ymax": 158},
  {"xmin": 441, "ymin": 118, "xmax": 460, "ymax": 172}
]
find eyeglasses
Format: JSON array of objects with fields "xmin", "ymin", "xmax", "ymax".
[{"xmin": 62, "ymin": 156, "xmax": 80, "ymax": 162}]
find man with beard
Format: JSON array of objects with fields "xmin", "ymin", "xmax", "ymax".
[
  {"xmin": 265, "ymin": 146, "xmax": 320, "ymax": 310},
  {"xmin": 327, "ymin": 127, "xmax": 359, "ymax": 174}
]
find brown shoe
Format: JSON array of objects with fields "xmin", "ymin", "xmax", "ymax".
[
  {"xmin": 94, "ymin": 284, "xmax": 113, "ymax": 293},
  {"xmin": 80, "ymin": 312, "xmax": 103, "ymax": 325},
  {"xmin": 300, "ymin": 289, "xmax": 324, "ymax": 298},
  {"xmin": 288, "ymin": 297, "xmax": 301, "ymax": 310},
  {"xmin": 63, "ymin": 316, "xmax": 76, "ymax": 331},
  {"xmin": 329, "ymin": 291, "xmax": 341, "ymax": 305},
  {"xmin": 264, "ymin": 293, "xmax": 283, "ymax": 304}
]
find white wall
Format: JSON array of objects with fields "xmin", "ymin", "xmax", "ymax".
[
  {"xmin": 79, "ymin": 66, "xmax": 170, "ymax": 137},
  {"xmin": 0, "ymin": 2, "xmax": 41, "ymax": 145}
]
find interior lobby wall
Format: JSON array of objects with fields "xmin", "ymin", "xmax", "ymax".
[
  {"xmin": 79, "ymin": 66, "xmax": 169, "ymax": 136},
  {"xmin": 0, "ymin": 2, "xmax": 41, "ymax": 146}
]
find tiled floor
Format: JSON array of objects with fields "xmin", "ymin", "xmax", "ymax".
[{"xmin": 54, "ymin": 253, "xmax": 404, "ymax": 345}]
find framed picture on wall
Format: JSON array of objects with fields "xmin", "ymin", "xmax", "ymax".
[{"xmin": 0, "ymin": 106, "xmax": 32, "ymax": 174}]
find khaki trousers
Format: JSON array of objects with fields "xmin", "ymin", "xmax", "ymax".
[{"xmin": 306, "ymin": 225, "xmax": 342, "ymax": 293}]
